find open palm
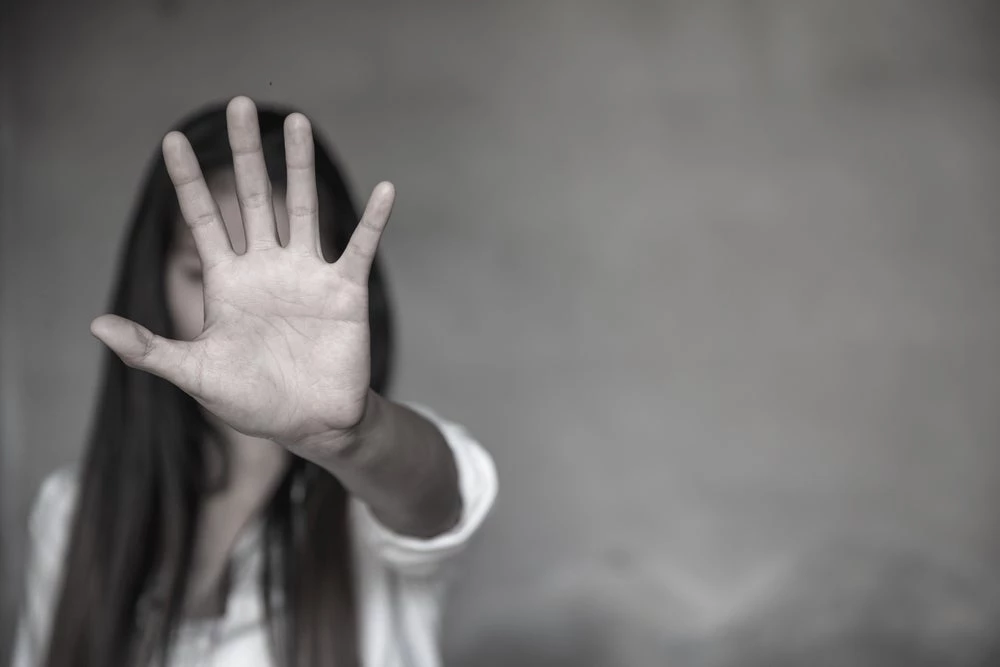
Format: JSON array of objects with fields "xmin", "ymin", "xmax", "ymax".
[{"xmin": 91, "ymin": 96, "xmax": 393, "ymax": 446}]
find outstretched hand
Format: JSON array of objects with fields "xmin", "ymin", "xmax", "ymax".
[{"xmin": 91, "ymin": 96, "xmax": 393, "ymax": 447}]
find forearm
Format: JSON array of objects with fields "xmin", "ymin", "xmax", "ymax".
[{"xmin": 287, "ymin": 390, "xmax": 463, "ymax": 539}]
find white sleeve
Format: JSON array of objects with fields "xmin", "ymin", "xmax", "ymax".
[
  {"xmin": 349, "ymin": 401, "xmax": 498, "ymax": 578},
  {"xmin": 11, "ymin": 469, "xmax": 78, "ymax": 667}
]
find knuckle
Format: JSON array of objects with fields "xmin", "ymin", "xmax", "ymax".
[
  {"xmin": 359, "ymin": 218, "xmax": 383, "ymax": 233},
  {"xmin": 189, "ymin": 211, "xmax": 220, "ymax": 229},
  {"xmin": 242, "ymin": 191, "xmax": 270, "ymax": 209},
  {"xmin": 141, "ymin": 333, "xmax": 157, "ymax": 361},
  {"xmin": 289, "ymin": 204, "xmax": 318, "ymax": 218},
  {"xmin": 129, "ymin": 326, "xmax": 157, "ymax": 365},
  {"xmin": 348, "ymin": 243, "xmax": 375, "ymax": 260}
]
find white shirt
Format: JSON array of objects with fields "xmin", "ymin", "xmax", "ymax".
[{"xmin": 11, "ymin": 402, "xmax": 498, "ymax": 667}]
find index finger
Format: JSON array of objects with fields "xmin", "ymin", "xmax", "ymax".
[{"xmin": 227, "ymin": 96, "xmax": 279, "ymax": 251}]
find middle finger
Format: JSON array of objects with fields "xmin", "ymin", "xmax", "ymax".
[{"xmin": 227, "ymin": 96, "xmax": 279, "ymax": 251}]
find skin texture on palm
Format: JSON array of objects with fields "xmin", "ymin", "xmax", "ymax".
[{"xmin": 90, "ymin": 96, "xmax": 461, "ymax": 540}]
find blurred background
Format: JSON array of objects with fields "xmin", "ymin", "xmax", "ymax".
[{"xmin": 3, "ymin": 0, "xmax": 1000, "ymax": 665}]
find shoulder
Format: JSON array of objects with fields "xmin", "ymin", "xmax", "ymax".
[
  {"xmin": 12, "ymin": 467, "xmax": 81, "ymax": 667},
  {"xmin": 27, "ymin": 466, "xmax": 81, "ymax": 556}
]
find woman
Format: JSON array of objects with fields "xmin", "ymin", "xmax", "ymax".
[{"xmin": 11, "ymin": 96, "xmax": 498, "ymax": 667}]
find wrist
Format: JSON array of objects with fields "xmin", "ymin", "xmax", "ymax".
[{"xmin": 284, "ymin": 389, "xmax": 385, "ymax": 460}]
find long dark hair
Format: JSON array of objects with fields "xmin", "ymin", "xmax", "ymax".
[{"xmin": 44, "ymin": 101, "xmax": 394, "ymax": 666}]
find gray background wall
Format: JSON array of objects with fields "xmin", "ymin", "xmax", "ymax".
[{"xmin": 3, "ymin": 1, "xmax": 1000, "ymax": 665}]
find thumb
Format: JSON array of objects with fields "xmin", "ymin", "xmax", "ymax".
[{"xmin": 90, "ymin": 314, "xmax": 194, "ymax": 387}]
